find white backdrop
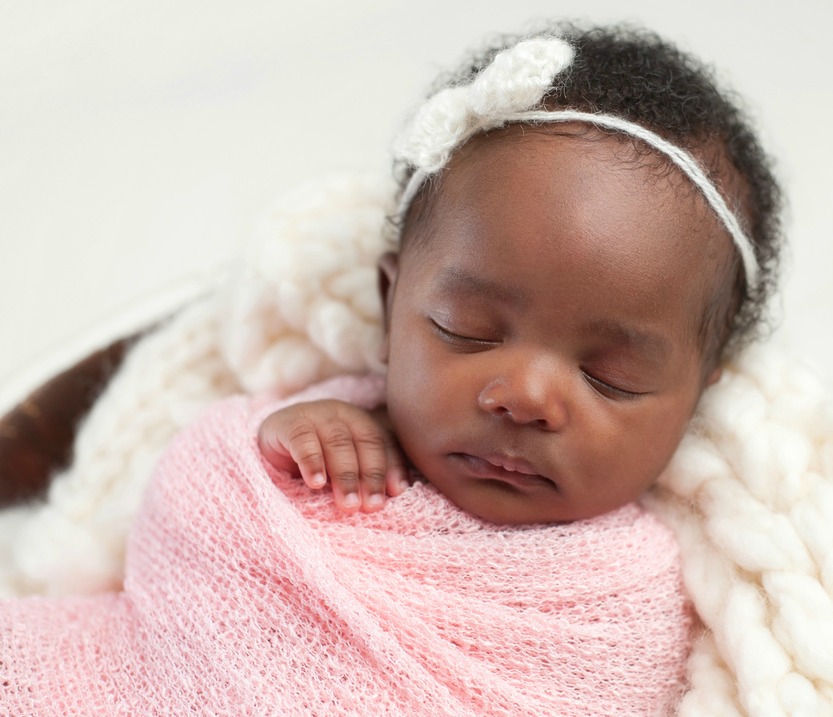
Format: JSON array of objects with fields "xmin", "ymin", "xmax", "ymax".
[{"xmin": 1, "ymin": 0, "xmax": 831, "ymax": 406}]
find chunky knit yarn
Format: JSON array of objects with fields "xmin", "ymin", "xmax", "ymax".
[
  {"xmin": 648, "ymin": 346, "xmax": 833, "ymax": 716},
  {"xmin": 0, "ymin": 375, "xmax": 692, "ymax": 716}
]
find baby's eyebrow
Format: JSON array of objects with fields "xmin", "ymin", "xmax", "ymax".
[
  {"xmin": 435, "ymin": 267, "xmax": 525, "ymax": 305},
  {"xmin": 582, "ymin": 319, "xmax": 672, "ymax": 361}
]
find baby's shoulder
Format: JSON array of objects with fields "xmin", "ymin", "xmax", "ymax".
[{"xmin": 247, "ymin": 372, "xmax": 387, "ymax": 427}]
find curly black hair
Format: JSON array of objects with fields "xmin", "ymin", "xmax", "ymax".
[{"xmin": 395, "ymin": 22, "xmax": 783, "ymax": 364}]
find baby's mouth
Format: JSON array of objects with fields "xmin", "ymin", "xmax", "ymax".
[{"xmin": 450, "ymin": 453, "xmax": 558, "ymax": 490}]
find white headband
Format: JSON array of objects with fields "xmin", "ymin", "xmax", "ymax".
[{"xmin": 393, "ymin": 37, "xmax": 759, "ymax": 290}]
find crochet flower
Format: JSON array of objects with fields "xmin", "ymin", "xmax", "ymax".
[{"xmin": 394, "ymin": 37, "xmax": 575, "ymax": 173}]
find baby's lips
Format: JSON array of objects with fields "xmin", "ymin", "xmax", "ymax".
[
  {"xmin": 483, "ymin": 454, "xmax": 540, "ymax": 476},
  {"xmin": 452, "ymin": 451, "xmax": 559, "ymax": 490}
]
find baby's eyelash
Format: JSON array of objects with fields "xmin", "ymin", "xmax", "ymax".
[
  {"xmin": 582, "ymin": 371, "xmax": 643, "ymax": 400},
  {"xmin": 429, "ymin": 319, "xmax": 497, "ymax": 347}
]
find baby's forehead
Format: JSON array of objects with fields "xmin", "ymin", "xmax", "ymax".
[
  {"xmin": 400, "ymin": 125, "xmax": 738, "ymax": 339},
  {"xmin": 451, "ymin": 124, "xmax": 731, "ymax": 195},
  {"xmin": 427, "ymin": 126, "xmax": 731, "ymax": 249}
]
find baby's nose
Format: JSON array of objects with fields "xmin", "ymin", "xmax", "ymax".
[{"xmin": 477, "ymin": 362, "xmax": 568, "ymax": 431}]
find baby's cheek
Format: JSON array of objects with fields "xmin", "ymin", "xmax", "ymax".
[
  {"xmin": 633, "ymin": 407, "xmax": 692, "ymax": 479},
  {"xmin": 388, "ymin": 342, "xmax": 453, "ymax": 421}
]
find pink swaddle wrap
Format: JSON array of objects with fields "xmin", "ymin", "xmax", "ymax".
[{"xmin": 1, "ymin": 375, "xmax": 692, "ymax": 716}]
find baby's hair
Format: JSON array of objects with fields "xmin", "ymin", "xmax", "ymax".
[{"xmin": 393, "ymin": 22, "xmax": 783, "ymax": 365}]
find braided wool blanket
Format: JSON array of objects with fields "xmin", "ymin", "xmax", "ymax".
[
  {"xmin": 0, "ymin": 375, "xmax": 692, "ymax": 715},
  {"xmin": 1, "ymin": 175, "xmax": 832, "ymax": 715}
]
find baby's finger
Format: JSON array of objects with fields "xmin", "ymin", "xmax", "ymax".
[
  {"xmin": 319, "ymin": 424, "xmax": 362, "ymax": 513},
  {"xmin": 353, "ymin": 428, "xmax": 394, "ymax": 512},
  {"xmin": 279, "ymin": 418, "xmax": 328, "ymax": 490},
  {"xmin": 258, "ymin": 415, "xmax": 299, "ymax": 475},
  {"xmin": 384, "ymin": 441, "xmax": 410, "ymax": 497}
]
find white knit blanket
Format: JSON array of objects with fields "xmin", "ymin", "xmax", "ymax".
[{"xmin": 1, "ymin": 174, "xmax": 832, "ymax": 716}]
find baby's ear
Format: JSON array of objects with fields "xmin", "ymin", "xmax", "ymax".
[
  {"xmin": 377, "ymin": 252, "xmax": 400, "ymax": 362},
  {"xmin": 377, "ymin": 252, "xmax": 399, "ymax": 328}
]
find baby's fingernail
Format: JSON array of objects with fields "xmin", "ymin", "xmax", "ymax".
[
  {"xmin": 310, "ymin": 473, "xmax": 326, "ymax": 488},
  {"xmin": 394, "ymin": 471, "xmax": 410, "ymax": 494},
  {"xmin": 342, "ymin": 493, "xmax": 360, "ymax": 509},
  {"xmin": 366, "ymin": 494, "xmax": 385, "ymax": 510}
]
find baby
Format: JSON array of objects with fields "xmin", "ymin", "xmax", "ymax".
[
  {"xmin": 0, "ymin": 22, "xmax": 784, "ymax": 717},
  {"xmin": 259, "ymin": 24, "xmax": 781, "ymax": 526}
]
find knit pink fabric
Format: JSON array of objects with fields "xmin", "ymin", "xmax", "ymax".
[{"xmin": 1, "ymin": 375, "xmax": 693, "ymax": 716}]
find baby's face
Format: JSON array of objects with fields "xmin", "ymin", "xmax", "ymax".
[{"xmin": 381, "ymin": 126, "xmax": 729, "ymax": 524}]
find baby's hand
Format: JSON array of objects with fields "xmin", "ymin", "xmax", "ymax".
[{"xmin": 258, "ymin": 400, "xmax": 410, "ymax": 513}]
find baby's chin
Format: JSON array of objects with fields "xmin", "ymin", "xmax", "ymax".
[{"xmin": 414, "ymin": 470, "xmax": 585, "ymax": 526}]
